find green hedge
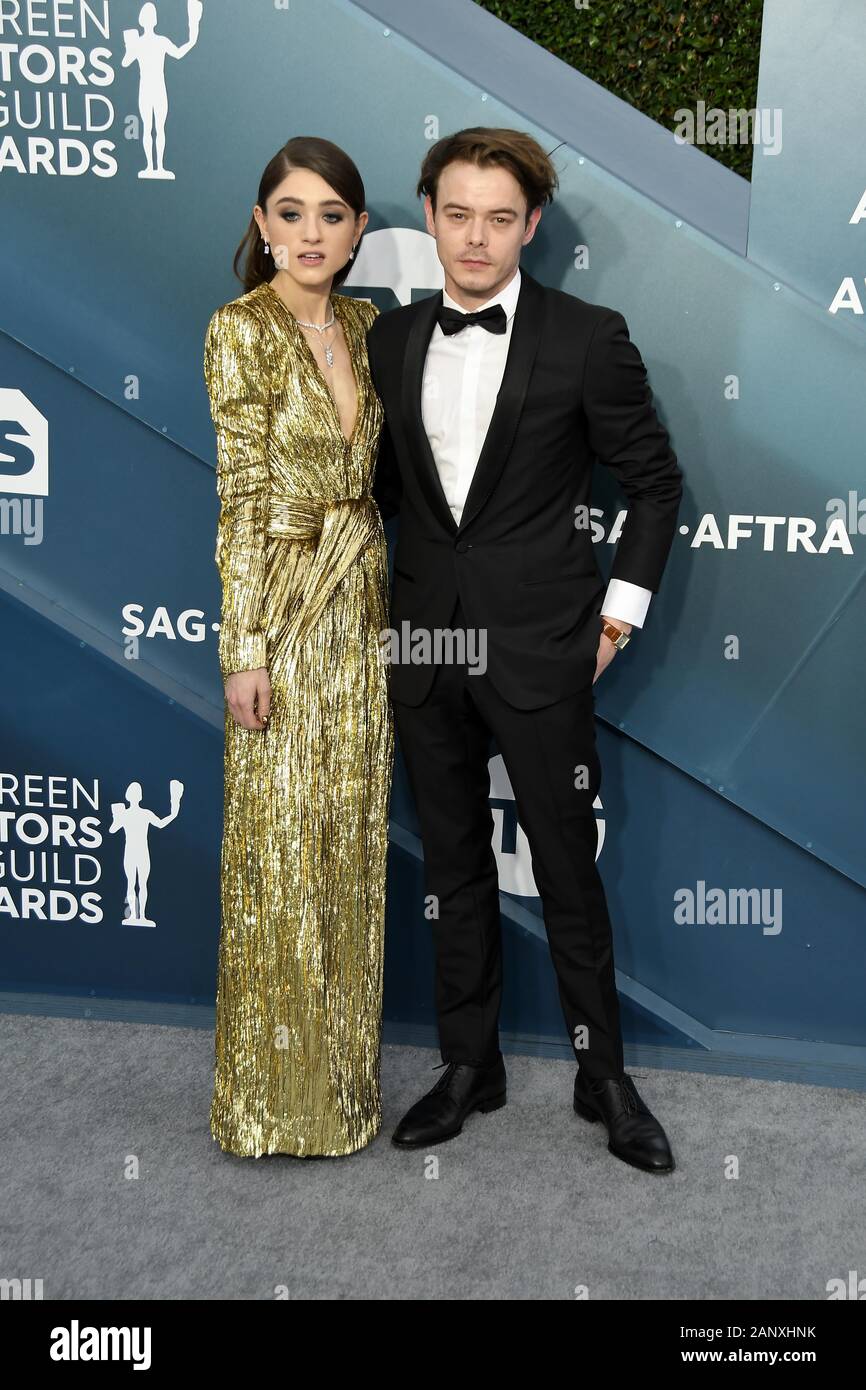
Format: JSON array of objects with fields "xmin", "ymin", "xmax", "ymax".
[{"xmin": 473, "ymin": 0, "xmax": 764, "ymax": 180}]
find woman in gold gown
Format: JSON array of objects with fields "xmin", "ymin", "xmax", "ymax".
[{"xmin": 202, "ymin": 138, "xmax": 393, "ymax": 1158}]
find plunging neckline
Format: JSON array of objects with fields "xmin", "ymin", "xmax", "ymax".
[{"xmin": 263, "ymin": 279, "xmax": 362, "ymax": 447}]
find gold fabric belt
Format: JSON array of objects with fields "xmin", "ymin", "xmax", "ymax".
[{"xmin": 265, "ymin": 493, "xmax": 382, "ymax": 654}]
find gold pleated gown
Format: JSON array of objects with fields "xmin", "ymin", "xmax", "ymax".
[{"xmin": 202, "ymin": 280, "xmax": 393, "ymax": 1157}]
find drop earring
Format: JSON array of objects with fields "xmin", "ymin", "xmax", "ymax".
[
  {"xmin": 349, "ymin": 243, "xmax": 356, "ymax": 260},
  {"xmin": 264, "ymin": 239, "xmax": 270, "ymax": 256}
]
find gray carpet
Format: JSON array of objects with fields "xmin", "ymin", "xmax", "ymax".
[{"xmin": 1, "ymin": 1013, "xmax": 861, "ymax": 1300}]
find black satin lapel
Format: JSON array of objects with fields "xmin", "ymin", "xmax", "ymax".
[
  {"xmin": 401, "ymin": 291, "xmax": 458, "ymax": 534},
  {"xmin": 457, "ymin": 271, "xmax": 546, "ymax": 535}
]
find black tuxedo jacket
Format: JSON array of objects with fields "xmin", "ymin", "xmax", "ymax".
[{"xmin": 365, "ymin": 268, "xmax": 683, "ymax": 709}]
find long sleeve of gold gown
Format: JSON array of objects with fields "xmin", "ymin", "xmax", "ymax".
[
  {"xmin": 203, "ymin": 282, "xmax": 394, "ymax": 1157},
  {"xmin": 205, "ymin": 304, "xmax": 269, "ymax": 677}
]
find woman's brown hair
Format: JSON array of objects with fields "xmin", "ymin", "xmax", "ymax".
[
  {"xmin": 417, "ymin": 127, "xmax": 559, "ymax": 218},
  {"xmin": 233, "ymin": 136, "xmax": 366, "ymax": 292}
]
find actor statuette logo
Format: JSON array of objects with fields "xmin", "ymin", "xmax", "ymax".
[
  {"xmin": 122, "ymin": 1, "xmax": 201, "ymax": 180},
  {"xmin": 0, "ymin": 0, "xmax": 203, "ymax": 179},
  {"xmin": 109, "ymin": 779, "xmax": 183, "ymax": 927},
  {"xmin": 0, "ymin": 772, "xmax": 183, "ymax": 927}
]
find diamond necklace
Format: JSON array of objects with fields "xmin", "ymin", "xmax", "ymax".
[{"xmin": 294, "ymin": 303, "xmax": 337, "ymax": 366}]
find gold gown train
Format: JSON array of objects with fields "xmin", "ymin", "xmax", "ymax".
[{"xmin": 202, "ymin": 281, "xmax": 393, "ymax": 1157}]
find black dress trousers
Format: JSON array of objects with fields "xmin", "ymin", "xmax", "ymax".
[{"xmin": 392, "ymin": 598, "xmax": 625, "ymax": 1079}]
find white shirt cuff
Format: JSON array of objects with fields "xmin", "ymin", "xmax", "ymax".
[{"xmin": 600, "ymin": 579, "xmax": 652, "ymax": 629}]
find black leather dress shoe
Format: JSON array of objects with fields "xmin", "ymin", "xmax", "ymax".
[
  {"xmin": 573, "ymin": 1070, "xmax": 675, "ymax": 1173},
  {"xmin": 392, "ymin": 1056, "xmax": 507, "ymax": 1147}
]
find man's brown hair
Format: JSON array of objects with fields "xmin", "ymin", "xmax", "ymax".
[{"xmin": 417, "ymin": 127, "xmax": 559, "ymax": 219}]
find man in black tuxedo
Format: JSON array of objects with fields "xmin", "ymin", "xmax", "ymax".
[{"xmin": 366, "ymin": 128, "xmax": 683, "ymax": 1173}]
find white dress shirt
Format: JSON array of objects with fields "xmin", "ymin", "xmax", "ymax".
[{"xmin": 421, "ymin": 266, "xmax": 652, "ymax": 628}]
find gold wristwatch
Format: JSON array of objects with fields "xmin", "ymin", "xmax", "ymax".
[{"xmin": 602, "ymin": 620, "xmax": 631, "ymax": 651}]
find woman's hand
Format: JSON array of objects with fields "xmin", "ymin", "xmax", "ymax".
[{"xmin": 225, "ymin": 667, "xmax": 271, "ymax": 730}]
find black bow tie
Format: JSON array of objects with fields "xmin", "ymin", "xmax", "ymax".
[{"xmin": 436, "ymin": 303, "xmax": 508, "ymax": 336}]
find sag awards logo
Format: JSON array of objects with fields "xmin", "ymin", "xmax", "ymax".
[
  {"xmin": 110, "ymin": 778, "xmax": 183, "ymax": 926},
  {"xmin": 488, "ymin": 754, "xmax": 605, "ymax": 898},
  {"xmin": 0, "ymin": 388, "xmax": 47, "ymax": 544},
  {"xmin": 344, "ymin": 227, "xmax": 444, "ymax": 305},
  {"xmin": 0, "ymin": 772, "xmax": 183, "ymax": 927},
  {"xmin": 0, "ymin": 0, "xmax": 202, "ymax": 179}
]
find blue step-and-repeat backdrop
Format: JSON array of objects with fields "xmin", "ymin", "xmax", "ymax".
[{"xmin": 0, "ymin": 0, "xmax": 863, "ymax": 1083}]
